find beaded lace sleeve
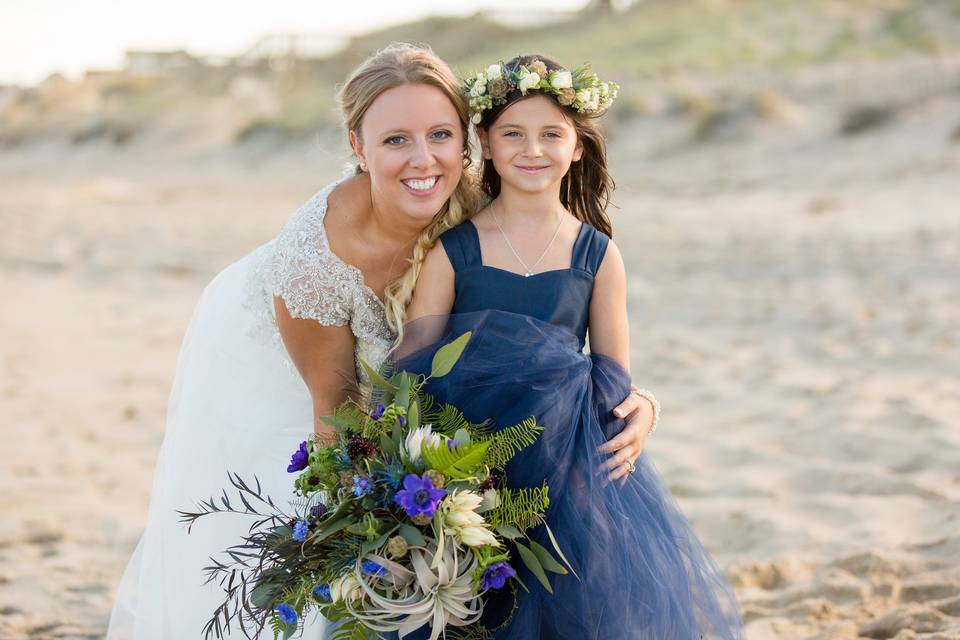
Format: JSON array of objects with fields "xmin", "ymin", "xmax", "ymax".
[{"xmin": 267, "ymin": 182, "xmax": 354, "ymax": 326}]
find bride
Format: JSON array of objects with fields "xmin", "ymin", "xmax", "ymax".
[{"xmin": 106, "ymin": 43, "xmax": 657, "ymax": 639}]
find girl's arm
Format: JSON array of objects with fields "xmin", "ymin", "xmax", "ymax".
[
  {"xmin": 405, "ymin": 243, "xmax": 456, "ymax": 321},
  {"xmin": 274, "ymin": 296, "xmax": 358, "ymax": 443},
  {"xmin": 587, "ymin": 239, "xmax": 630, "ymax": 371},
  {"xmin": 398, "ymin": 242, "xmax": 457, "ymax": 357},
  {"xmin": 589, "ymin": 240, "xmax": 657, "ymax": 483}
]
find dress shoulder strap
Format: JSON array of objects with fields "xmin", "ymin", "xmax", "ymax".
[
  {"xmin": 571, "ymin": 222, "xmax": 610, "ymax": 276},
  {"xmin": 439, "ymin": 220, "xmax": 483, "ymax": 272}
]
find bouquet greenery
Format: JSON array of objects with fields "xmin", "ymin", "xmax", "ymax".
[{"xmin": 179, "ymin": 332, "xmax": 575, "ymax": 640}]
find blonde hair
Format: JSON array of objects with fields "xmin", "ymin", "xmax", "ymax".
[{"xmin": 338, "ymin": 42, "xmax": 479, "ymax": 346}]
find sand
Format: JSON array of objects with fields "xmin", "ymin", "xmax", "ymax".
[{"xmin": 1, "ymin": 56, "xmax": 959, "ymax": 639}]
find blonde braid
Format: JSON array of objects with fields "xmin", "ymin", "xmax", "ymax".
[{"xmin": 383, "ymin": 169, "xmax": 480, "ymax": 348}]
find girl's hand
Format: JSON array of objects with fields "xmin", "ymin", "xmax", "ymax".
[{"xmin": 597, "ymin": 384, "xmax": 656, "ymax": 485}]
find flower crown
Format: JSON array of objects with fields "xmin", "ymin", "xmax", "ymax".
[{"xmin": 464, "ymin": 58, "xmax": 619, "ymax": 124}]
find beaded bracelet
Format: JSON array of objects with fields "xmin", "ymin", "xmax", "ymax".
[{"xmin": 633, "ymin": 387, "xmax": 660, "ymax": 434}]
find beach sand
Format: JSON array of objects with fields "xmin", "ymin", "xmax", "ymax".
[{"xmin": 1, "ymin": 56, "xmax": 958, "ymax": 639}]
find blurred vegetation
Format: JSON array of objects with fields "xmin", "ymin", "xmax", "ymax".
[{"xmin": 2, "ymin": 0, "xmax": 957, "ymax": 147}]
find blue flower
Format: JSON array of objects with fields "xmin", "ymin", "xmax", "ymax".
[
  {"xmin": 275, "ymin": 602, "xmax": 298, "ymax": 625},
  {"xmin": 371, "ymin": 403, "xmax": 386, "ymax": 420},
  {"xmin": 393, "ymin": 472, "xmax": 447, "ymax": 519},
  {"xmin": 352, "ymin": 474, "xmax": 373, "ymax": 497},
  {"xmin": 292, "ymin": 520, "xmax": 309, "ymax": 542},
  {"xmin": 362, "ymin": 560, "xmax": 386, "ymax": 577},
  {"xmin": 313, "ymin": 583, "xmax": 331, "ymax": 602},
  {"xmin": 481, "ymin": 561, "xmax": 516, "ymax": 590},
  {"xmin": 398, "ymin": 415, "xmax": 407, "ymax": 427},
  {"xmin": 287, "ymin": 441, "xmax": 309, "ymax": 473}
]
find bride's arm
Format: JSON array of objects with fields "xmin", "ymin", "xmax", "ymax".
[{"xmin": 274, "ymin": 296, "xmax": 358, "ymax": 443}]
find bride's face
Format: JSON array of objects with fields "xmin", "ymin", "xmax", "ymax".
[{"xmin": 351, "ymin": 83, "xmax": 465, "ymax": 225}]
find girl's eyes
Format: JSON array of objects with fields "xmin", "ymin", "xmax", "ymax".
[
  {"xmin": 385, "ymin": 135, "xmax": 405, "ymax": 145},
  {"xmin": 431, "ymin": 130, "xmax": 453, "ymax": 139},
  {"xmin": 502, "ymin": 130, "xmax": 563, "ymax": 138}
]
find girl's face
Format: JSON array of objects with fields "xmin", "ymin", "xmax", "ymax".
[
  {"xmin": 351, "ymin": 83, "xmax": 465, "ymax": 225},
  {"xmin": 480, "ymin": 95, "xmax": 583, "ymax": 196}
]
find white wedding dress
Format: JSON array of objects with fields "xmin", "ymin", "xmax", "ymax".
[{"xmin": 106, "ymin": 177, "xmax": 396, "ymax": 639}]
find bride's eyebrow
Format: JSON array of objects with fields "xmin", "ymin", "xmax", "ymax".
[{"xmin": 380, "ymin": 122, "xmax": 459, "ymax": 136}]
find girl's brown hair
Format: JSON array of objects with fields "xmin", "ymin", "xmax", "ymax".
[{"xmin": 477, "ymin": 54, "xmax": 615, "ymax": 237}]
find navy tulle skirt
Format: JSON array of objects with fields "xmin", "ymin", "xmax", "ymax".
[{"xmin": 387, "ymin": 311, "xmax": 743, "ymax": 640}]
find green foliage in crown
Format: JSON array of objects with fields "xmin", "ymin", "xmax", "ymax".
[{"xmin": 464, "ymin": 57, "xmax": 619, "ymax": 123}]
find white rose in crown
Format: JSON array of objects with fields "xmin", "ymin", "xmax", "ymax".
[
  {"xmin": 549, "ymin": 70, "xmax": 573, "ymax": 89},
  {"xmin": 517, "ymin": 72, "xmax": 541, "ymax": 94},
  {"xmin": 486, "ymin": 64, "xmax": 502, "ymax": 81}
]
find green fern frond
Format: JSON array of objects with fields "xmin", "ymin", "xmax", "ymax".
[
  {"xmin": 487, "ymin": 485, "xmax": 550, "ymax": 532},
  {"xmin": 329, "ymin": 616, "xmax": 377, "ymax": 640},
  {"xmin": 482, "ymin": 417, "xmax": 544, "ymax": 470},
  {"xmin": 421, "ymin": 439, "xmax": 491, "ymax": 479}
]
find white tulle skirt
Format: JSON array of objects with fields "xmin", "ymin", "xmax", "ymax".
[{"xmin": 106, "ymin": 245, "xmax": 331, "ymax": 639}]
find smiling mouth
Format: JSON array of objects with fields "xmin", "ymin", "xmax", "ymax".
[
  {"xmin": 401, "ymin": 176, "xmax": 440, "ymax": 192},
  {"xmin": 516, "ymin": 165, "xmax": 549, "ymax": 172}
]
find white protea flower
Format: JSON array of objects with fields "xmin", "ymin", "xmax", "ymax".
[
  {"xmin": 403, "ymin": 424, "xmax": 442, "ymax": 466},
  {"xmin": 486, "ymin": 64, "xmax": 502, "ymax": 81},
  {"xmin": 345, "ymin": 541, "xmax": 484, "ymax": 640},
  {"xmin": 440, "ymin": 490, "xmax": 500, "ymax": 549},
  {"xmin": 517, "ymin": 72, "xmax": 541, "ymax": 94},
  {"xmin": 548, "ymin": 70, "xmax": 573, "ymax": 89}
]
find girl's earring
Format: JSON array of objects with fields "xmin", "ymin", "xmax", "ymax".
[{"xmin": 360, "ymin": 161, "xmax": 367, "ymax": 171}]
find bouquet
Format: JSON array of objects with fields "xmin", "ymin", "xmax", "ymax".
[{"xmin": 179, "ymin": 332, "xmax": 575, "ymax": 640}]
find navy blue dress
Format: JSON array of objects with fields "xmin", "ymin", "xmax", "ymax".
[{"xmin": 391, "ymin": 219, "xmax": 744, "ymax": 640}]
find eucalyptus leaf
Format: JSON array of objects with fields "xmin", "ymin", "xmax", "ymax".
[
  {"xmin": 380, "ymin": 432, "xmax": 397, "ymax": 457},
  {"xmin": 453, "ymin": 428, "xmax": 471, "ymax": 447},
  {"xmin": 398, "ymin": 523, "xmax": 426, "ymax": 547},
  {"xmin": 360, "ymin": 359, "xmax": 397, "ymax": 392},
  {"xmin": 529, "ymin": 540, "xmax": 568, "ymax": 575},
  {"xmin": 313, "ymin": 515, "xmax": 354, "ymax": 544},
  {"xmin": 494, "ymin": 524, "xmax": 523, "ymax": 540},
  {"xmin": 407, "ymin": 399, "xmax": 420, "ymax": 430},
  {"xmin": 430, "ymin": 331, "xmax": 471, "ymax": 378},
  {"xmin": 250, "ymin": 582, "xmax": 277, "ymax": 608},
  {"xmin": 514, "ymin": 540, "xmax": 553, "ymax": 594},
  {"xmin": 395, "ymin": 374, "xmax": 411, "ymax": 410},
  {"xmin": 544, "ymin": 521, "xmax": 580, "ymax": 580}
]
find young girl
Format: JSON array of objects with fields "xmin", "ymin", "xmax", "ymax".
[{"xmin": 398, "ymin": 55, "xmax": 743, "ymax": 640}]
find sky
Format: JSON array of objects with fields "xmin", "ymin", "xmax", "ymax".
[{"xmin": 0, "ymin": 0, "xmax": 590, "ymax": 86}]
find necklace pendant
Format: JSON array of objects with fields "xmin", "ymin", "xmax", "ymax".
[{"xmin": 525, "ymin": 271, "xmax": 533, "ymax": 278}]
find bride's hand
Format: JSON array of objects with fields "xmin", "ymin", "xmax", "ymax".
[{"xmin": 597, "ymin": 384, "xmax": 656, "ymax": 485}]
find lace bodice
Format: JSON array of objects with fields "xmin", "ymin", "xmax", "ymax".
[{"xmin": 244, "ymin": 178, "xmax": 396, "ymax": 391}]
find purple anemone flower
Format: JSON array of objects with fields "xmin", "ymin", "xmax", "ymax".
[
  {"xmin": 480, "ymin": 561, "xmax": 517, "ymax": 590},
  {"xmin": 393, "ymin": 472, "xmax": 447, "ymax": 519},
  {"xmin": 287, "ymin": 440, "xmax": 309, "ymax": 473},
  {"xmin": 371, "ymin": 403, "xmax": 386, "ymax": 420}
]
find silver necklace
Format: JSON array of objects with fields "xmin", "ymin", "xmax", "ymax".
[{"xmin": 490, "ymin": 205, "xmax": 565, "ymax": 277}]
